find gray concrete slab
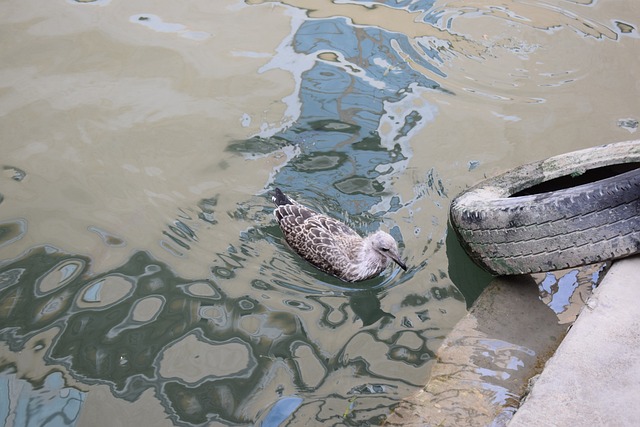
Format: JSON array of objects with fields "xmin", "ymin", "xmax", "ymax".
[{"xmin": 509, "ymin": 255, "xmax": 640, "ymax": 427}]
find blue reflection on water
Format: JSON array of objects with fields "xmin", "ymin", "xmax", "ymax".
[
  {"xmin": 231, "ymin": 15, "xmax": 446, "ymax": 215},
  {"xmin": 256, "ymin": 396, "xmax": 303, "ymax": 427},
  {"xmin": 0, "ymin": 2, "xmax": 468, "ymax": 425},
  {"xmin": 175, "ymin": 5, "xmax": 458, "ymax": 422},
  {"xmin": 0, "ymin": 371, "xmax": 85, "ymax": 427}
]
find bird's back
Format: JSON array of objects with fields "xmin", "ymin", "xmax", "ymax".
[{"xmin": 272, "ymin": 189, "xmax": 363, "ymax": 280}]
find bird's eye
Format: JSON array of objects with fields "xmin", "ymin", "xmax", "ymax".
[{"xmin": 380, "ymin": 247, "xmax": 389, "ymax": 252}]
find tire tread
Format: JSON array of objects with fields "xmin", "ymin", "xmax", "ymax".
[{"xmin": 450, "ymin": 141, "xmax": 640, "ymax": 275}]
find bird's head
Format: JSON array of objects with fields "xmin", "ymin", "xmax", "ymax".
[{"xmin": 369, "ymin": 231, "xmax": 407, "ymax": 271}]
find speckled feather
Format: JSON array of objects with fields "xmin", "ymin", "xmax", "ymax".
[{"xmin": 271, "ymin": 188, "xmax": 407, "ymax": 282}]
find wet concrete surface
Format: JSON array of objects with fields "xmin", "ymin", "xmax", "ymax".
[
  {"xmin": 509, "ymin": 255, "xmax": 640, "ymax": 427},
  {"xmin": 386, "ymin": 263, "xmax": 608, "ymax": 426}
]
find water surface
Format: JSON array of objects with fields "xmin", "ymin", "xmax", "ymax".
[{"xmin": 0, "ymin": 0, "xmax": 638, "ymax": 425}]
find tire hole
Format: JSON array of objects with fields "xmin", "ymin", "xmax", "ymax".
[{"xmin": 511, "ymin": 163, "xmax": 640, "ymax": 197}]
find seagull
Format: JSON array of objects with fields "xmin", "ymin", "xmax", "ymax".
[{"xmin": 271, "ymin": 188, "xmax": 407, "ymax": 282}]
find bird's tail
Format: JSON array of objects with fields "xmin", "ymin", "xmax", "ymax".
[{"xmin": 271, "ymin": 188, "xmax": 294, "ymax": 206}]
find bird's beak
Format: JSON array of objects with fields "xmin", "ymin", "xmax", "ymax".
[{"xmin": 391, "ymin": 255, "xmax": 407, "ymax": 271}]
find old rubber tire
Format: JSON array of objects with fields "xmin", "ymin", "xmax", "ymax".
[{"xmin": 450, "ymin": 140, "xmax": 640, "ymax": 275}]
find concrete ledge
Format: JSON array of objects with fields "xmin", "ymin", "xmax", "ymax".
[{"xmin": 509, "ymin": 255, "xmax": 640, "ymax": 426}]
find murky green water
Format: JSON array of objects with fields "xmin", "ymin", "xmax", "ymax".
[{"xmin": 1, "ymin": 0, "xmax": 638, "ymax": 425}]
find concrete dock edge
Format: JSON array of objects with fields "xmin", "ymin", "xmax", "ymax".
[{"xmin": 509, "ymin": 255, "xmax": 640, "ymax": 426}]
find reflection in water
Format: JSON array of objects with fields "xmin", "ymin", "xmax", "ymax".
[
  {"xmin": 1, "ymin": 0, "xmax": 638, "ymax": 424},
  {"xmin": 233, "ymin": 14, "xmax": 444, "ymax": 213},
  {"xmin": 0, "ymin": 220, "xmax": 27, "ymax": 250},
  {"xmin": 536, "ymin": 263, "xmax": 607, "ymax": 324},
  {"xmin": 0, "ymin": 246, "xmax": 455, "ymax": 425},
  {"xmin": 427, "ymin": 0, "xmax": 618, "ymax": 40},
  {"xmin": 0, "ymin": 371, "xmax": 85, "ymax": 426}
]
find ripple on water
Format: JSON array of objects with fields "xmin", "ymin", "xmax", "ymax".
[
  {"xmin": 180, "ymin": 281, "xmax": 223, "ymax": 300},
  {"xmin": 36, "ymin": 258, "xmax": 86, "ymax": 295},
  {"xmin": 419, "ymin": 0, "xmax": 623, "ymax": 103},
  {"xmin": 76, "ymin": 275, "xmax": 134, "ymax": 309},
  {"xmin": 291, "ymin": 341, "xmax": 326, "ymax": 390},
  {"xmin": 129, "ymin": 14, "xmax": 211, "ymax": 40},
  {"xmin": 33, "ymin": 291, "xmax": 75, "ymax": 324},
  {"xmin": 292, "ymin": 152, "xmax": 348, "ymax": 172},
  {"xmin": 105, "ymin": 295, "xmax": 165, "ymax": 339},
  {"xmin": 0, "ymin": 219, "xmax": 27, "ymax": 249},
  {"xmin": 88, "ymin": 226, "xmax": 125, "ymax": 247},
  {"xmin": 0, "ymin": 268, "xmax": 24, "ymax": 291},
  {"xmin": 131, "ymin": 296, "xmax": 165, "ymax": 323},
  {"xmin": 157, "ymin": 334, "xmax": 256, "ymax": 385},
  {"xmin": 198, "ymin": 305, "xmax": 228, "ymax": 327}
]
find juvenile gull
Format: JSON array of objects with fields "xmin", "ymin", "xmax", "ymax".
[{"xmin": 271, "ymin": 188, "xmax": 407, "ymax": 282}]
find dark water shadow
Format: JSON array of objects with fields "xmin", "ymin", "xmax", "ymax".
[
  {"xmin": 446, "ymin": 223, "xmax": 493, "ymax": 307},
  {"xmin": 0, "ymin": 243, "xmax": 445, "ymax": 425}
]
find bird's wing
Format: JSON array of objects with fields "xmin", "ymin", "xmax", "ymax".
[
  {"xmin": 275, "ymin": 206, "xmax": 359, "ymax": 278},
  {"xmin": 310, "ymin": 215, "xmax": 359, "ymax": 238},
  {"xmin": 274, "ymin": 204, "xmax": 315, "ymax": 226},
  {"xmin": 275, "ymin": 205, "xmax": 357, "ymax": 238}
]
